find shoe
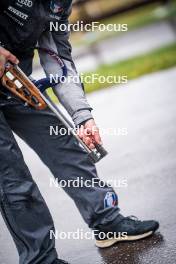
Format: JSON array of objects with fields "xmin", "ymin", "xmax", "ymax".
[
  {"xmin": 52, "ymin": 259, "xmax": 69, "ymax": 264},
  {"xmin": 95, "ymin": 215, "xmax": 159, "ymax": 248}
]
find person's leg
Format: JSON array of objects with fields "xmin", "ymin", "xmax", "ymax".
[
  {"xmin": 4, "ymin": 102, "xmax": 121, "ymax": 231},
  {"xmin": 0, "ymin": 109, "xmax": 58, "ymax": 264},
  {"xmin": 4, "ymin": 100, "xmax": 159, "ymax": 250}
]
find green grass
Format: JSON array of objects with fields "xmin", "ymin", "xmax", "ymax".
[
  {"xmin": 47, "ymin": 43, "xmax": 176, "ymax": 102},
  {"xmin": 71, "ymin": 2, "xmax": 176, "ymax": 47},
  {"xmin": 102, "ymin": 2, "xmax": 176, "ymax": 31},
  {"xmin": 83, "ymin": 43, "xmax": 176, "ymax": 93}
]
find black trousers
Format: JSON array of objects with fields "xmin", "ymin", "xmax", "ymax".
[{"xmin": 0, "ymin": 95, "xmax": 120, "ymax": 264}]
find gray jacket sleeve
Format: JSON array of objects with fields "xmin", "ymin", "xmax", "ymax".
[{"xmin": 38, "ymin": 9, "xmax": 93, "ymax": 126}]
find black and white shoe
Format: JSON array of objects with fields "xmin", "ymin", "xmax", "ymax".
[{"xmin": 95, "ymin": 215, "xmax": 159, "ymax": 248}]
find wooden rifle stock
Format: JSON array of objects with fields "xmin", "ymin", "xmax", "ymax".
[
  {"xmin": 1, "ymin": 63, "xmax": 108, "ymax": 163},
  {"xmin": 1, "ymin": 63, "xmax": 47, "ymax": 110}
]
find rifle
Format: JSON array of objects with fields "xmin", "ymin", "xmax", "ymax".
[{"xmin": 1, "ymin": 61, "xmax": 108, "ymax": 163}]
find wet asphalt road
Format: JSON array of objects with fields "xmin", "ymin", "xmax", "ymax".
[{"xmin": 0, "ymin": 68, "xmax": 176, "ymax": 264}]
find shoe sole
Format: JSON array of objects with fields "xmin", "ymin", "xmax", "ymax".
[{"xmin": 95, "ymin": 230, "xmax": 153, "ymax": 248}]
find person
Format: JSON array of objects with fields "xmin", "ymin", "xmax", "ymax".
[{"xmin": 0, "ymin": 1, "xmax": 159, "ymax": 264}]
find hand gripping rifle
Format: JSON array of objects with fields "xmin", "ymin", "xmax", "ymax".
[{"xmin": 1, "ymin": 49, "xmax": 108, "ymax": 163}]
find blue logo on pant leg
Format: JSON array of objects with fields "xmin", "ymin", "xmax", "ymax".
[{"xmin": 104, "ymin": 192, "xmax": 118, "ymax": 208}]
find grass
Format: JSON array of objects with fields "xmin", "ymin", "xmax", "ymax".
[
  {"xmin": 83, "ymin": 42, "xmax": 176, "ymax": 93},
  {"xmin": 102, "ymin": 1, "xmax": 176, "ymax": 31},
  {"xmin": 71, "ymin": 1, "xmax": 176, "ymax": 47},
  {"xmin": 47, "ymin": 42, "xmax": 176, "ymax": 101}
]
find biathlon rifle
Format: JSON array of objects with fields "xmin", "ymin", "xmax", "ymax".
[{"xmin": 1, "ymin": 58, "xmax": 108, "ymax": 163}]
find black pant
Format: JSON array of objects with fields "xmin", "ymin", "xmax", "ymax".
[{"xmin": 0, "ymin": 95, "xmax": 120, "ymax": 264}]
